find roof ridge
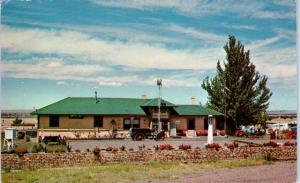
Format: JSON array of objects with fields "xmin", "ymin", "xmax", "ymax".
[
  {"xmin": 68, "ymin": 97, "xmax": 153, "ymax": 100},
  {"xmin": 35, "ymin": 97, "xmax": 70, "ymax": 112}
]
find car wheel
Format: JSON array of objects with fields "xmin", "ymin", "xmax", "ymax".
[{"xmin": 134, "ymin": 133, "xmax": 145, "ymax": 141}]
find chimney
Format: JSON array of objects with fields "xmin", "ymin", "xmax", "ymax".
[
  {"xmin": 191, "ymin": 96, "xmax": 197, "ymax": 105},
  {"xmin": 141, "ymin": 94, "xmax": 147, "ymax": 100},
  {"xmin": 95, "ymin": 91, "xmax": 99, "ymax": 103}
]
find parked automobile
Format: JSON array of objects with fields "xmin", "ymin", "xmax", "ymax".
[{"xmin": 129, "ymin": 128, "xmax": 166, "ymax": 141}]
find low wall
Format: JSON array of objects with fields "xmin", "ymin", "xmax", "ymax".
[{"xmin": 1, "ymin": 146, "xmax": 296, "ymax": 170}]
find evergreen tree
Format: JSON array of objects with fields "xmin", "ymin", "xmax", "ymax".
[{"xmin": 202, "ymin": 36, "xmax": 272, "ymax": 134}]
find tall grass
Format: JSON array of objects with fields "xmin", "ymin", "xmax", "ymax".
[{"xmin": 2, "ymin": 157, "xmax": 273, "ymax": 183}]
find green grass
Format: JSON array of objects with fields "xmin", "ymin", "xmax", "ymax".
[
  {"xmin": 2, "ymin": 157, "xmax": 273, "ymax": 183},
  {"xmin": 1, "ymin": 138, "xmax": 67, "ymax": 153}
]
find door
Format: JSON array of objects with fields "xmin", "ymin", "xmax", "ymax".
[{"xmin": 188, "ymin": 119, "xmax": 195, "ymax": 130}]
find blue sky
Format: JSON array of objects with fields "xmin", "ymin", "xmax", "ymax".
[{"xmin": 1, "ymin": 0, "xmax": 297, "ymax": 110}]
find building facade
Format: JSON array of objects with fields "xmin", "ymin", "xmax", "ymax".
[{"xmin": 34, "ymin": 97, "xmax": 223, "ymax": 139}]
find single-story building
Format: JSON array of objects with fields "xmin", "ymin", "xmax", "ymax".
[{"xmin": 34, "ymin": 96, "xmax": 224, "ymax": 139}]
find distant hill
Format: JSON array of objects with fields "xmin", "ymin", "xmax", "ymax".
[
  {"xmin": 1, "ymin": 109, "xmax": 36, "ymax": 118},
  {"xmin": 267, "ymin": 110, "xmax": 297, "ymax": 116}
]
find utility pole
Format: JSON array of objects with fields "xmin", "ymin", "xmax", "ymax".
[{"xmin": 157, "ymin": 79, "xmax": 162, "ymax": 132}]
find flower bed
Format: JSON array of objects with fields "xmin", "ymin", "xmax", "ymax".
[
  {"xmin": 206, "ymin": 143, "xmax": 221, "ymax": 150},
  {"xmin": 159, "ymin": 144, "xmax": 174, "ymax": 150},
  {"xmin": 284, "ymin": 141, "xmax": 296, "ymax": 146},
  {"xmin": 263, "ymin": 141, "xmax": 279, "ymax": 147},
  {"xmin": 178, "ymin": 144, "xmax": 191, "ymax": 150}
]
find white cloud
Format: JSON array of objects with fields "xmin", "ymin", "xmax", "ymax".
[
  {"xmin": 1, "ymin": 26, "xmax": 224, "ymax": 70},
  {"xmin": 89, "ymin": 0, "xmax": 295, "ymax": 19},
  {"xmin": 56, "ymin": 81, "xmax": 66, "ymax": 85},
  {"xmin": 166, "ymin": 24, "xmax": 226, "ymax": 42},
  {"xmin": 1, "ymin": 25, "xmax": 297, "ymax": 88},
  {"xmin": 1, "ymin": 61, "xmax": 110, "ymax": 77},
  {"xmin": 47, "ymin": 61, "xmax": 62, "ymax": 67},
  {"xmin": 220, "ymin": 23, "xmax": 256, "ymax": 30}
]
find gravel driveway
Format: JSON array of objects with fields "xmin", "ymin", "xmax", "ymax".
[
  {"xmin": 146, "ymin": 161, "xmax": 296, "ymax": 183},
  {"xmin": 68, "ymin": 137, "xmax": 290, "ymax": 151}
]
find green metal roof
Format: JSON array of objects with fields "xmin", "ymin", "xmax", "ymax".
[
  {"xmin": 34, "ymin": 97, "xmax": 223, "ymax": 116},
  {"xmin": 141, "ymin": 98, "xmax": 175, "ymax": 107},
  {"xmin": 35, "ymin": 97, "xmax": 149, "ymax": 115},
  {"xmin": 174, "ymin": 105, "xmax": 223, "ymax": 116}
]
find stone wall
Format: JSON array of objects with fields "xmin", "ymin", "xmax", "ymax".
[{"xmin": 2, "ymin": 146, "xmax": 296, "ymax": 171}]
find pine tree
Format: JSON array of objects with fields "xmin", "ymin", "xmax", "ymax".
[{"xmin": 202, "ymin": 36, "xmax": 272, "ymax": 134}]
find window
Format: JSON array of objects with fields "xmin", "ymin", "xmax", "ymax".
[
  {"xmin": 94, "ymin": 116, "xmax": 103, "ymax": 127},
  {"xmin": 69, "ymin": 114, "xmax": 84, "ymax": 119},
  {"xmin": 49, "ymin": 115, "xmax": 59, "ymax": 127},
  {"xmin": 123, "ymin": 118, "xmax": 131, "ymax": 130},
  {"xmin": 132, "ymin": 118, "xmax": 140, "ymax": 128},
  {"xmin": 188, "ymin": 119, "xmax": 195, "ymax": 130}
]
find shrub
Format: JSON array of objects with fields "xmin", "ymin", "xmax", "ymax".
[
  {"xmin": 206, "ymin": 143, "xmax": 221, "ymax": 150},
  {"xmin": 25, "ymin": 135, "xmax": 31, "ymax": 142},
  {"xmin": 12, "ymin": 117, "xmax": 22, "ymax": 126},
  {"xmin": 93, "ymin": 146, "xmax": 101, "ymax": 155},
  {"xmin": 31, "ymin": 143, "xmax": 46, "ymax": 153},
  {"xmin": 159, "ymin": 144, "xmax": 174, "ymax": 150},
  {"xmin": 119, "ymin": 146, "xmax": 126, "ymax": 151},
  {"xmin": 129, "ymin": 148, "xmax": 134, "ymax": 151},
  {"xmin": 196, "ymin": 130, "xmax": 208, "ymax": 136},
  {"xmin": 286, "ymin": 131, "xmax": 296, "ymax": 139},
  {"xmin": 75, "ymin": 149, "xmax": 81, "ymax": 153},
  {"xmin": 66, "ymin": 143, "xmax": 72, "ymax": 152},
  {"xmin": 15, "ymin": 148, "xmax": 28, "ymax": 156},
  {"xmin": 178, "ymin": 144, "xmax": 191, "ymax": 150},
  {"xmin": 224, "ymin": 143, "xmax": 235, "ymax": 149},
  {"xmin": 284, "ymin": 141, "xmax": 296, "ymax": 146},
  {"xmin": 263, "ymin": 141, "xmax": 279, "ymax": 147},
  {"xmin": 220, "ymin": 130, "xmax": 225, "ymax": 136},
  {"xmin": 138, "ymin": 144, "xmax": 146, "ymax": 151},
  {"xmin": 86, "ymin": 148, "xmax": 90, "ymax": 152},
  {"xmin": 17, "ymin": 132, "xmax": 25, "ymax": 139},
  {"xmin": 106, "ymin": 146, "xmax": 113, "ymax": 151}
]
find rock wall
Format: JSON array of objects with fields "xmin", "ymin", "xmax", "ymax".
[{"xmin": 1, "ymin": 146, "xmax": 296, "ymax": 171}]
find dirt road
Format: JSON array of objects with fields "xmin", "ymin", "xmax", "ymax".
[{"xmin": 146, "ymin": 161, "xmax": 296, "ymax": 183}]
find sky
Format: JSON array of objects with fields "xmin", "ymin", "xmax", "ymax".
[{"xmin": 0, "ymin": 0, "xmax": 297, "ymax": 110}]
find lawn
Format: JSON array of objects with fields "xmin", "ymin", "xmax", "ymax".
[
  {"xmin": 2, "ymin": 157, "xmax": 273, "ymax": 183},
  {"xmin": 1, "ymin": 138, "xmax": 67, "ymax": 153}
]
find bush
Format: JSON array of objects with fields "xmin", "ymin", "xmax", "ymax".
[
  {"xmin": 159, "ymin": 144, "xmax": 174, "ymax": 150},
  {"xmin": 284, "ymin": 141, "xmax": 296, "ymax": 146},
  {"xmin": 286, "ymin": 131, "xmax": 296, "ymax": 139},
  {"xmin": 206, "ymin": 143, "xmax": 221, "ymax": 150},
  {"xmin": 224, "ymin": 143, "xmax": 235, "ymax": 149},
  {"xmin": 12, "ymin": 117, "xmax": 22, "ymax": 126},
  {"xmin": 119, "ymin": 146, "xmax": 126, "ymax": 151},
  {"xmin": 93, "ymin": 146, "xmax": 101, "ymax": 155},
  {"xmin": 178, "ymin": 144, "xmax": 191, "ymax": 150},
  {"xmin": 17, "ymin": 132, "xmax": 25, "ymax": 139},
  {"xmin": 220, "ymin": 130, "xmax": 225, "ymax": 136},
  {"xmin": 15, "ymin": 148, "xmax": 28, "ymax": 156},
  {"xmin": 263, "ymin": 141, "xmax": 279, "ymax": 147},
  {"xmin": 75, "ymin": 149, "xmax": 81, "ymax": 153},
  {"xmin": 196, "ymin": 130, "xmax": 208, "ymax": 136},
  {"xmin": 25, "ymin": 135, "xmax": 31, "ymax": 142},
  {"xmin": 105, "ymin": 146, "xmax": 118, "ymax": 152},
  {"xmin": 31, "ymin": 143, "xmax": 46, "ymax": 153},
  {"xmin": 66, "ymin": 143, "xmax": 72, "ymax": 152}
]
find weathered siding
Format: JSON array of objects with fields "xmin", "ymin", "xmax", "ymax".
[
  {"xmin": 170, "ymin": 116, "xmax": 218, "ymax": 131},
  {"xmin": 39, "ymin": 115, "xmax": 149, "ymax": 130},
  {"xmin": 39, "ymin": 115, "xmax": 94, "ymax": 129}
]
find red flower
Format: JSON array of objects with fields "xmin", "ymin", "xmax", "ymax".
[{"xmin": 159, "ymin": 144, "xmax": 174, "ymax": 150}]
